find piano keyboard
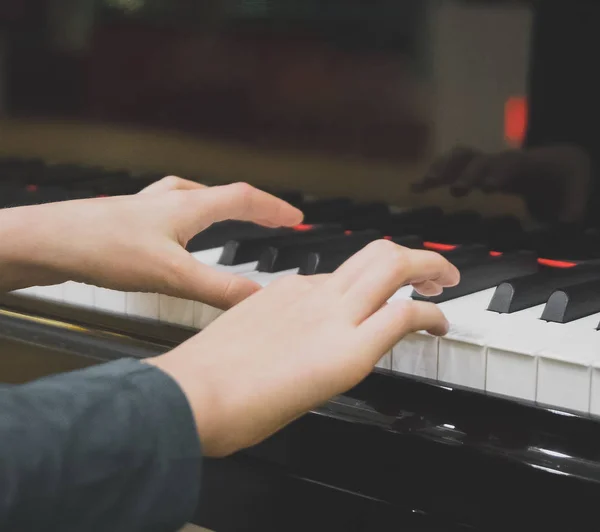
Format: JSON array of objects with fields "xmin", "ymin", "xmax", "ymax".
[{"xmin": 4, "ymin": 157, "xmax": 600, "ymax": 418}]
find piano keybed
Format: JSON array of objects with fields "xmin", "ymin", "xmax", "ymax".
[{"xmin": 3, "ymin": 155, "xmax": 600, "ymax": 420}]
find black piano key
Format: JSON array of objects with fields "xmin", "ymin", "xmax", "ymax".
[
  {"xmin": 440, "ymin": 244, "xmax": 491, "ymax": 268},
  {"xmin": 541, "ymin": 278, "xmax": 600, "ymax": 323},
  {"xmin": 257, "ymin": 230, "xmax": 382, "ymax": 273},
  {"xmin": 487, "ymin": 265, "xmax": 600, "ymax": 313},
  {"xmin": 186, "ymin": 221, "xmax": 295, "ymax": 252},
  {"xmin": 298, "ymin": 234, "xmax": 423, "ymax": 275},
  {"xmin": 421, "ymin": 210, "xmax": 483, "ymax": 243},
  {"xmin": 218, "ymin": 225, "xmax": 343, "ymax": 266},
  {"xmin": 412, "ymin": 251, "xmax": 539, "ymax": 303}
]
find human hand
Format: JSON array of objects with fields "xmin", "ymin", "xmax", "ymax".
[
  {"xmin": 149, "ymin": 240, "xmax": 460, "ymax": 457},
  {"xmin": 412, "ymin": 144, "xmax": 591, "ymax": 223},
  {"xmin": 0, "ymin": 176, "xmax": 303, "ymax": 308}
]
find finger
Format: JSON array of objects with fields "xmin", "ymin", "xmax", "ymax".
[
  {"xmin": 180, "ymin": 182, "xmax": 304, "ymax": 235},
  {"xmin": 327, "ymin": 240, "xmax": 459, "ymax": 322},
  {"xmin": 449, "ymin": 154, "xmax": 493, "ymax": 196},
  {"xmin": 411, "ymin": 146, "xmax": 479, "ymax": 192},
  {"xmin": 139, "ymin": 175, "xmax": 207, "ymax": 194},
  {"xmin": 357, "ymin": 299, "xmax": 449, "ymax": 360},
  {"xmin": 164, "ymin": 250, "xmax": 262, "ymax": 308}
]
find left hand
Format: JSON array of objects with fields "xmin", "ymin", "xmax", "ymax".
[{"xmin": 0, "ymin": 176, "xmax": 303, "ymax": 309}]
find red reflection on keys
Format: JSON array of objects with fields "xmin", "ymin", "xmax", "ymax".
[
  {"xmin": 293, "ymin": 224, "xmax": 314, "ymax": 231},
  {"xmin": 26, "ymin": 184, "xmax": 38, "ymax": 192},
  {"xmin": 538, "ymin": 258, "xmax": 577, "ymax": 269},
  {"xmin": 423, "ymin": 241, "xmax": 457, "ymax": 252},
  {"xmin": 489, "ymin": 251, "xmax": 503, "ymax": 257}
]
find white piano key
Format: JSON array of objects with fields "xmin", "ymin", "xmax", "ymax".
[
  {"xmin": 375, "ymin": 351, "xmax": 392, "ymax": 370},
  {"xmin": 536, "ymin": 330, "xmax": 600, "ymax": 414},
  {"xmin": 159, "ymin": 295, "xmax": 195, "ymax": 327},
  {"xmin": 126, "ymin": 292, "xmax": 160, "ymax": 320},
  {"xmin": 245, "ymin": 268, "xmax": 299, "ymax": 287},
  {"xmin": 436, "ymin": 288, "xmax": 499, "ymax": 390},
  {"xmin": 211, "ymin": 261, "xmax": 259, "ymax": 275},
  {"xmin": 192, "ymin": 247, "xmax": 224, "ymax": 265},
  {"xmin": 194, "ymin": 304, "xmax": 224, "ymax": 329},
  {"xmin": 390, "ymin": 285, "xmax": 437, "ymax": 379},
  {"xmin": 12, "ymin": 284, "xmax": 65, "ymax": 302},
  {"xmin": 32, "ymin": 284, "xmax": 65, "ymax": 302},
  {"xmin": 63, "ymin": 281, "xmax": 95, "ymax": 308},
  {"xmin": 94, "ymin": 287, "xmax": 126, "ymax": 314},
  {"xmin": 393, "ymin": 331, "xmax": 438, "ymax": 379},
  {"xmin": 590, "ymin": 361, "xmax": 600, "ymax": 417},
  {"xmin": 11, "ymin": 287, "xmax": 41, "ymax": 298}
]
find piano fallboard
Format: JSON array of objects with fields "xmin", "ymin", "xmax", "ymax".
[{"xmin": 1, "ymin": 292, "xmax": 600, "ymax": 531}]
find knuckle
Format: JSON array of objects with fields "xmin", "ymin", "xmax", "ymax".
[
  {"xmin": 227, "ymin": 181, "xmax": 254, "ymax": 198},
  {"xmin": 364, "ymin": 238, "xmax": 401, "ymax": 256},
  {"xmin": 163, "ymin": 175, "xmax": 182, "ymax": 186}
]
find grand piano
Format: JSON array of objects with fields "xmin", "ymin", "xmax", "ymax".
[{"xmin": 2, "ymin": 1, "xmax": 600, "ymax": 530}]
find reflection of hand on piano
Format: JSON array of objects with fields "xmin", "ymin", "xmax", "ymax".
[
  {"xmin": 0, "ymin": 178, "xmax": 302, "ymax": 309},
  {"xmin": 412, "ymin": 144, "xmax": 591, "ymax": 224},
  {"xmin": 148, "ymin": 240, "xmax": 459, "ymax": 458}
]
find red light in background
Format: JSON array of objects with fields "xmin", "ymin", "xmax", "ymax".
[{"xmin": 505, "ymin": 96, "xmax": 528, "ymax": 147}]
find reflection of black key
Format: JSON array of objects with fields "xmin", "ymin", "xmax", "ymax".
[
  {"xmin": 75, "ymin": 171, "xmax": 135, "ymax": 195},
  {"xmin": 483, "ymin": 216, "xmax": 526, "ymax": 251},
  {"xmin": 412, "ymin": 251, "xmax": 539, "ymax": 303},
  {"xmin": 186, "ymin": 221, "xmax": 293, "ymax": 252},
  {"xmin": 301, "ymin": 198, "xmax": 353, "ymax": 223},
  {"xmin": 488, "ymin": 266, "xmax": 600, "ymax": 313},
  {"xmin": 39, "ymin": 164, "xmax": 104, "ymax": 185},
  {"xmin": 342, "ymin": 203, "xmax": 391, "ymax": 230},
  {"xmin": 258, "ymin": 230, "xmax": 382, "ymax": 273},
  {"xmin": 2, "ymin": 185, "xmax": 79, "ymax": 207},
  {"xmin": 298, "ymin": 235, "xmax": 422, "ymax": 275},
  {"xmin": 378, "ymin": 207, "xmax": 444, "ymax": 234},
  {"xmin": 421, "ymin": 210, "xmax": 483, "ymax": 243},
  {"xmin": 0, "ymin": 158, "xmax": 45, "ymax": 184},
  {"xmin": 541, "ymin": 278, "xmax": 600, "ymax": 323},
  {"xmin": 218, "ymin": 226, "xmax": 343, "ymax": 265},
  {"xmin": 525, "ymin": 223, "xmax": 599, "ymax": 260}
]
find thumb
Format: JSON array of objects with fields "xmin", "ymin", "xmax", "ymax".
[
  {"xmin": 164, "ymin": 248, "xmax": 262, "ymax": 309},
  {"xmin": 356, "ymin": 299, "xmax": 449, "ymax": 363}
]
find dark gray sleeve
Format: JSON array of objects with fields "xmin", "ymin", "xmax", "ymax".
[{"xmin": 0, "ymin": 358, "xmax": 202, "ymax": 532}]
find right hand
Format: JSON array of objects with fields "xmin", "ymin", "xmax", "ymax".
[
  {"xmin": 148, "ymin": 240, "xmax": 460, "ymax": 457},
  {"xmin": 412, "ymin": 144, "xmax": 592, "ymax": 223}
]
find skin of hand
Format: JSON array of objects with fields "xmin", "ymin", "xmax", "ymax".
[
  {"xmin": 148, "ymin": 240, "xmax": 460, "ymax": 457},
  {"xmin": 0, "ymin": 176, "xmax": 303, "ymax": 309},
  {"xmin": 411, "ymin": 144, "xmax": 591, "ymax": 223}
]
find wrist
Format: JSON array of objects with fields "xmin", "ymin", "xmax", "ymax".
[
  {"xmin": 144, "ymin": 352, "xmax": 228, "ymax": 457},
  {"xmin": 0, "ymin": 206, "xmax": 67, "ymax": 291}
]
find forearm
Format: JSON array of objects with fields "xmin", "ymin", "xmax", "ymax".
[{"xmin": 0, "ymin": 358, "xmax": 202, "ymax": 531}]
